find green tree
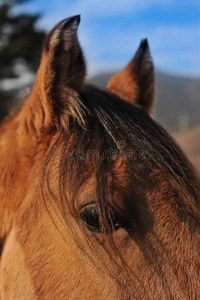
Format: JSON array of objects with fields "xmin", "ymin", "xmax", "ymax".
[{"xmin": 0, "ymin": 0, "xmax": 46, "ymax": 120}]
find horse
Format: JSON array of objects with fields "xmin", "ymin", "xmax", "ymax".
[{"xmin": 0, "ymin": 15, "xmax": 200, "ymax": 299}]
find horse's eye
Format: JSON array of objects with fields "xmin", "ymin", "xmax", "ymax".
[
  {"xmin": 81, "ymin": 206, "xmax": 124, "ymax": 233},
  {"xmin": 81, "ymin": 207, "xmax": 101, "ymax": 233}
]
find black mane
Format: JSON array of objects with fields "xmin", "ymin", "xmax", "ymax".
[{"xmin": 42, "ymin": 84, "xmax": 200, "ymax": 229}]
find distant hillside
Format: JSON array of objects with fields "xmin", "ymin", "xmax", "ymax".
[
  {"xmin": 89, "ymin": 71, "xmax": 200, "ymax": 132},
  {"xmin": 173, "ymin": 125, "xmax": 200, "ymax": 172},
  {"xmin": 155, "ymin": 72, "xmax": 200, "ymax": 131},
  {"xmin": 1, "ymin": 70, "xmax": 199, "ymax": 132}
]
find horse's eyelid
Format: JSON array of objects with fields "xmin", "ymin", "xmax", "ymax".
[{"xmin": 79, "ymin": 201, "xmax": 97, "ymax": 210}]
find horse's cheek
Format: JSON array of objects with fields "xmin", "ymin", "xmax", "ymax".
[{"xmin": 0, "ymin": 228, "xmax": 37, "ymax": 300}]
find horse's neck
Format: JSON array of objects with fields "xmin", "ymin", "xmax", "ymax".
[
  {"xmin": 0, "ymin": 88, "xmax": 53, "ymax": 171},
  {"xmin": 0, "ymin": 99, "xmax": 51, "ymax": 238}
]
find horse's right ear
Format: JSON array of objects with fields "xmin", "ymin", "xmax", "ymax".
[{"xmin": 25, "ymin": 15, "xmax": 86, "ymax": 134}]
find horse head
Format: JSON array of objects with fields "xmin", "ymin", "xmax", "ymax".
[{"xmin": 0, "ymin": 15, "xmax": 199, "ymax": 299}]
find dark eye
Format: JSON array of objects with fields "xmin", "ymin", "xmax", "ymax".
[
  {"xmin": 81, "ymin": 206, "xmax": 131, "ymax": 233},
  {"xmin": 81, "ymin": 207, "xmax": 101, "ymax": 233}
]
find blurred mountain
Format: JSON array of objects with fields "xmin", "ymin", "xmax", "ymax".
[
  {"xmin": 155, "ymin": 72, "xmax": 200, "ymax": 131},
  {"xmin": 173, "ymin": 124, "xmax": 200, "ymax": 172},
  {"xmin": 1, "ymin": 70, "xmax": 200, "ymax": 133},
  {"xmin": 88, "ymin": 71, "xmax": 200, "ymax": 132}
]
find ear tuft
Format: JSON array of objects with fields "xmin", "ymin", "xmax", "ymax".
[
  {"xmin": 107, "ymin": 39, "xmax": 155, "ymax": 115},
  {"xmin": 44, "ymin": 15, "xmax": 81, "ymax": 52}
]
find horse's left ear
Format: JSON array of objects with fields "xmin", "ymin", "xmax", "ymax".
[
  {"xmin": 25, "ymin": 15, "xmax": 86, "ymax": 134},
  {"xmin": 107, "ymin": 39, "xmax": 155, "ymax": 114}
]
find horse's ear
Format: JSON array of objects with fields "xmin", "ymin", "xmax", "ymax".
[
  {"xmin": 27, "ymin": 15, "xmax": 86, "ymax": 133},
  {"xmin": 107, "ymin": 39, "xmax": 155, "ymax": 114}
]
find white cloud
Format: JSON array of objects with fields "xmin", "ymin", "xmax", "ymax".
[
  {"xmin": 66, "ymin": 0, "xmax": 171, "ymax": 17},
  {"xmin": 11, "ymin": 0, "xmax": 178, "ymax": 29}
]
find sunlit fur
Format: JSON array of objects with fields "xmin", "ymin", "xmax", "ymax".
[{"xmin": 0, "ymin": 16, "xmax": 200, "ymax": 299}]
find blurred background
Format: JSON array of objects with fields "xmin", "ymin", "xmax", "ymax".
[{"xmin": 0, "ymin": 0, "xmax": 200, "ymax": 170}]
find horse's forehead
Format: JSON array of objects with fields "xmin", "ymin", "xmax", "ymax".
[{"xmin": 77, "ymin": 158, "xmax": 133, "ymax": 208}]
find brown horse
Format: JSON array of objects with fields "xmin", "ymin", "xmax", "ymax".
[{"xmin": 0, "ymin": 15, "xmax": 200, "ymax": 299}]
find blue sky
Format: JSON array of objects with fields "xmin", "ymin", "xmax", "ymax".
[{"xmin": 13, "ymin": 0, "xmax": 200, "ymax": 77}]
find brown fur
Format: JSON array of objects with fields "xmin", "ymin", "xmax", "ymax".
[{"xmin": 0, "ymin": 15, "xmax": 200, "ymax": 299}]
